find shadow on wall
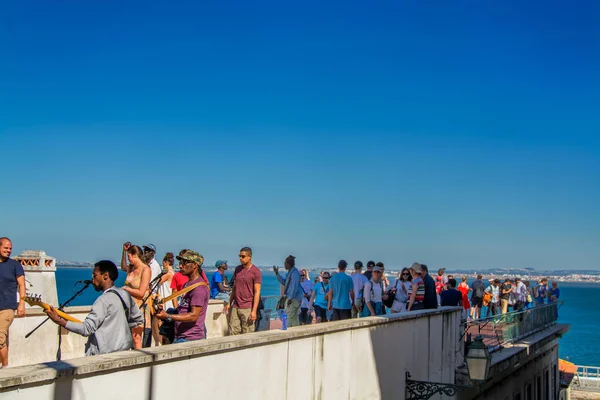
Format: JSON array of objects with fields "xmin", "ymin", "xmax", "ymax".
[
  {"xmin": 367, "ymin": 312, "xmax": 458, "ymax": 399},
  {"xmin": 40, "ymin": 360, "xmax": 77, "ymax": 400},
  {"xmin": 40, "ymin": 350, "xmax": 159, "ymax": 400},
  {"xmin": 368, "ymin": 315, "xmax": 414, "ymax": 399}
]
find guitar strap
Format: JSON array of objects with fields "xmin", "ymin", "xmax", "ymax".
[{"xmin": 107, "ymin": 289, "xmax": 130, "ymax": 321}]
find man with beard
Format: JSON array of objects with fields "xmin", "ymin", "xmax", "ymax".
[{"xmin": 46, "ymin": 260, "xmax": 143, "ymax": 356}]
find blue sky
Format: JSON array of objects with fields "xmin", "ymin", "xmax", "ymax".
[{"xmin": 1, "ymin": 1, "xmax": 598, "ymax": 270}]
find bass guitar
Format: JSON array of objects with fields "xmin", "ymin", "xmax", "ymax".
[{"xmin": 24, "ymin": 294, "xmax": 82, "ymax": 323}]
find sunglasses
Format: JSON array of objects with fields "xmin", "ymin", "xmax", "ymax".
[
  {"xmin": 300, "ymin": 275, "xmax": 306, "ymax": 277},
  {"xmin": 323, "ymin": 277, "xmax": 330, "ymax": 279},
  {"xmin": 402, "ymin": 273, "xmax": 410, "ymax": 275}
]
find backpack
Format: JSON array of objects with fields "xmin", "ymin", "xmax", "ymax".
[{"xmin": 473, "ymin": 281, "xmax": 485, "ymax": 298}]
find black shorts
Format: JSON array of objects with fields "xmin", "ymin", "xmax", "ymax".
[
  {"xmin": 471, "ymin": 296, "xmax": 483, "ymax": 308},
  {"xmin": 332, "ymin": 308, "xmax": 352, "ymax": 321},
  {"xmin": 314, "ymin": 305, "xmax": 328, "ymax": 322}
]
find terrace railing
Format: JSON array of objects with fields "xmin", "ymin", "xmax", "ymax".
[
  {"xmin": 464, "ymin": 301, "xmax": 563, "ymax": 352},
  {"xmin": 572, "ymin": 365, "xmax": 600, "ymax": 392}
]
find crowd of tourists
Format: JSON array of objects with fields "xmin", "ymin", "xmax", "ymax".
[
  {"xmin": 273, "ymin": 260, "xmax": 561, "ymax": 327},
  {"xmin": 0, "ymin": 236, "xmax": 561, "ymax": 368}
]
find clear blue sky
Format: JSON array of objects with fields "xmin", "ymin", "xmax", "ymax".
[{"xmin": 1, "ymin": 1, "xmax": 598, "ymax": 270}]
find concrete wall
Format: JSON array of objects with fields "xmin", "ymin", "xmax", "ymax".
[
  {"xmin": 9, "ymin": 300, "xmax": 229, "ymax": 367},
  {"xmin": 9, "ymin": 307, "xmax": 92, "ymax": 367},
  {"xmin": 0, "ymin": 307, "xmax": 462, "ymax": 400}
]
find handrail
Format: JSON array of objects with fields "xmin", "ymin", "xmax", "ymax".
[
  {"xmin": 463, "ymin": 301, "xmax": 563, "ymax": 352},
  {"xmin": 573, "ymin": 365, "xmax": 600, "ymax": 391}
]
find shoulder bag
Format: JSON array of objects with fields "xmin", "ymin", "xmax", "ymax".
[{"xmin": 276, "ymin": 270, "xmax": 293, "ymax": 311}]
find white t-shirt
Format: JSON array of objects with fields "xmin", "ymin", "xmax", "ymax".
[
  {"xmin": 149, "ymin": 258, "xmax": 162, "ymax": 281},
  {"xmin": 364, "ymin": 280, "xmax": 385, "ymax": 303},
  {"xmin": 158, "ymin": 270, "xmax": 174, "ymax": 310},
  {"xmin": 149, "ymin": 258, "xmax": 172, "ymax": 309},
  {"xmin": 351, "ymin": 273, "xmax": 369, "ymax": 302}
]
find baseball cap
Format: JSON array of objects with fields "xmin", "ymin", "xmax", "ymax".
[
  {"xmin": 367, "ymin": 261, "xmax": 375, "ymax": 268},
  {"xmin": 176, "ymin": 250, "xmax": 204, "ymax": 266},
  {"xmin": 215, "ymin": 260, "xmax": 228, "ymax": 269},
  {"xmin": 354, "ymin": 261, "xmax": 363, "ymax": 269},
  {"xmin": 373, "ymin": 266, "xmax": 383, "ymax": 273},
  {"xmin": 143, "ymin": 244, "xmax": 156, "ymax": 252}
]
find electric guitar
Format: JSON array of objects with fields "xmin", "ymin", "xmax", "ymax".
[
  {"xmin": 149, "ymin": 282, "xmax": 209, "ymax": 315},
  {"xmin": 24, "ymin": 294, "xmax": 82, "ymax": 323}
]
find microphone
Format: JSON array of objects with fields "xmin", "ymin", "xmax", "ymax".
[
  {"xmin": 77, "ymin": 280, "xmax": 93, "ymax": 285},
  {"xmin": 150, "ymin": 268, "xmax": 169, "ymax": 284}
]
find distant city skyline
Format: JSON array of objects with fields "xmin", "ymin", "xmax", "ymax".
[{"xmin": 2, "ymin": 1, "xmax": 598, "ymax": 270}]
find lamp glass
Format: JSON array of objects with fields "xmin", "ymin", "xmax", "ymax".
[
  {"xmin": 465, "ymin": 336, "xmax": 491, "ymax": 383},
  {"xmin": 466, "ymin": 357, "xmax": 489, "ymax": 381}
]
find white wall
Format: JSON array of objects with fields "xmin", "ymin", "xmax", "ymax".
[
  {"xmin": 0, "ymin": 308, "xmax": 462, "ymax": 400},
  {"xmin": 9, "ymin": 300, "xmax": 229, "ymax": 367}
]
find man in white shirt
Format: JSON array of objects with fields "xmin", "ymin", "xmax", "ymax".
[
  {"xmin": 514, "ymin": 277, "xmax": 528, "ymax": 311},
  {"xmin": 351, "ymin": 261, "xmax": 369, "ymax": 318},
  {"xmin": 363, "ymin": 266, "xmax": 385, "ymax": 317},
  {"xmin": 143, "ymin": 244, "xmax": 162, "ymax": 281}
]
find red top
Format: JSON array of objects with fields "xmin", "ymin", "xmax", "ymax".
[
  {"xmin": 171, "ymin": 270, "xmax": 208, "ymax": 292},
  {"xmin": 232, "ymin": 264, "xmax": 262, "ymax": 309}
]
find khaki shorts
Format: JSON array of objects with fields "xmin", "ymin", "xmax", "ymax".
[
  {"xmin": 228, "ymin": 307, "xmax": 256, "ymax": 335},
  {"xmin": 0, "ymin": 309, "xmax": 15, "ymax": 349}
]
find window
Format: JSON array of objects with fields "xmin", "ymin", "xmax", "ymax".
[
  {"xmin": 537, "ymin": 376, "xmax": 542, "ymax": 400},
  {"xmin": 525, "ymin": 383, "xmax": 532, "ymax": 400},
  {"xmin": 552, "ymin": 364, "xmax": 557, "ymax": 400},
  {"xmin": 544, "ymin": 370, "xmax": 550, "ymax": 400}
]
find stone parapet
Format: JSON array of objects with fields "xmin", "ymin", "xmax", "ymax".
[
  {"xmin": 13, "ymin": 250, "xmax": 56, "ymax": 272},
  {"xmin": 0, "ymin": 307, "xmax": 463, "ymax": 400}
]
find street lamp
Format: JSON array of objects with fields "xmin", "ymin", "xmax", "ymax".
[
  {"xmin": 465, "ymin": 335, "xmax": 492, "ymax": 383},
  {"xmin": 405, "ymin": 335, "xmax": 492, "ymax": 399}
]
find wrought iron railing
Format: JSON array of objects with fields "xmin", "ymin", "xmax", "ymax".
[
  {"xmin": 463, "ymin": 302, "xmax": 562, "ymax": 352},
  {"xmin": 572, "ymin": 365, "xmax": 600, "ymax": 392}
]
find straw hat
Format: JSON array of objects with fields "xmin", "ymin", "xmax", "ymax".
[{"xmin": 410, "ymin": 262, "xmax": 423, "ymax": 274}]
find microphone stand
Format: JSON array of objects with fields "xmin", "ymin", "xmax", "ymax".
[
  {"xmin": 139, "ymin": 273, "xmax": 164, "ymax": 346},
  {"xmin": 25, "ymin": 282, "xmax": 91, "ymax": 361}
]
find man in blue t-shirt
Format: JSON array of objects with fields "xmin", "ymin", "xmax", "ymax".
[
  {"xmin": 0, "ymin": 237, "xmax": 26, "ymax": 368},
  {"xmin": 210, "ymin": 260, "xmax": 231, "ymax": 301},
  {"xmin": 327, "ymin": 260, "xmax": 354, "ymax": 321},
  {"xmin": 440, "ymin": 278, "xmax": 463, "ymax": 307}
]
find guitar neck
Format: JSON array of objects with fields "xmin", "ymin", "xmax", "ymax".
[{"xmin": 26, "ymin": 300, "xmax": 82, "ymax": 323}]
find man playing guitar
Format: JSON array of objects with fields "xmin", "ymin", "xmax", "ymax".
[
  {"xmin": 45, "ymin": 260, "xmax": 143, "ymax": 356},
  {"xmin": 155, "ymin": 250, "xmax": 209, "ymax": 343}
]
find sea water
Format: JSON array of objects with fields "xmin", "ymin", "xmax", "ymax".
[{"xmin": 53, "ymin": 268, "xmax": 600, "ymax": 366}]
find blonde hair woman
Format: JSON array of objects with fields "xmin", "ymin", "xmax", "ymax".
[{"xmin": 407, "ymin": 263, "xmax": 425, "ymax": 311}]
